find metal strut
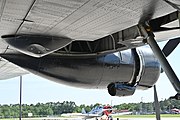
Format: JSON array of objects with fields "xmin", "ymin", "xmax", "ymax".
[
  {"xmin": 154, "ymin": 85, "xmax": 160, "ymax": 120},
  {"xmin": 139, "ymin": 24, "xmax": 180, "ymax": 94},
  {"xmin": 19, "ymin": 76, "xmax": 22, "ymax": 120}
]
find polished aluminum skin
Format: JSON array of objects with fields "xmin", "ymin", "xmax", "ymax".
[
  {"xmin": 1, "ymin": 47, "xmax": 160, "ymax": 93},
  {"xmin": 0, "ymin": 0, "xmax": 178, "ymax": 96}
]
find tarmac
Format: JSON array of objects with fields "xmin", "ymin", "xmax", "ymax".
[
  {"xmin": 21, "ymin": 118, "xmax": 180, "ymax": 120},
  {"xmin": 116, "ymin": 118, "xmax": 180, "ymax": 120}
]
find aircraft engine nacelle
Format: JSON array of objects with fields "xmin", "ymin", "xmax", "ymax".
[{"xmin": 1, "ymin": 46, "xmax": 161, "ymax": 97}]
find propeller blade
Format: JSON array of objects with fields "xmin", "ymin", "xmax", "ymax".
[
  {"xmin": 169, "ymin": 93, "xmax": 180, "ymax": 100},
  {"xmin": 139, "ymin": 0, "xmax": 157, "ymax": 24},
  {"xmin": 154, "ymin": 85, "xmax": 161, "ymax": 120},
  {"xmin": 162, "ymin": 11, "xmax": 180, "ymax": 57},
  {"xmin": 162, "ymin": 38, "xmax": 180, "ymax": 57}
]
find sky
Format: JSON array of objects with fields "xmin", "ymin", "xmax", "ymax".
[{"xmin": 0, "ymin": 41, "xmax": 179, "ymax": 106}]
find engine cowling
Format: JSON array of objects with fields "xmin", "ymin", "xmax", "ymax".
[
  {"xmin": 1, "ymin": 45, "xmax": 160, "ymax": 96},
  {"xmin": 107, "ymin": 46, "xmax": 161, "ymax": 97},
  {"xmin": 136, "ymin": 47, "xmax": 161, "ymax": 90}
]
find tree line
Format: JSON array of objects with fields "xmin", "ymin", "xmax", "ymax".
[{"xmin": 0, "ymin": 99, "xmax": 179, "ymax": 118}]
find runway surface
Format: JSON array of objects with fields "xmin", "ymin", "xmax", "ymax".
[
  {"xmin": 116, "ymin": 118, "xmax": 179, "ymax": 120},
  {"xmin": 21, "ymin": 118, "xmax": 180, "ymax": 120}
]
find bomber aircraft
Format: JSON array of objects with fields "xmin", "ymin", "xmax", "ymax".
[{"xmin": 0, "ymin": 0, "xmax": 180, "ymax": 119}]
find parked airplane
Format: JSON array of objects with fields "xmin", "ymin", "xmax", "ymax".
[
  {"xmin": 171, "ymin": 108, "xmax": 180, "ymax": 114},
  {"xmin": 62, "ymin": 105, "xmax": 114, "ymax": 120},
  {"xmin": 0, "ymin": 0, "xmax": 179, "ymax": 113}
]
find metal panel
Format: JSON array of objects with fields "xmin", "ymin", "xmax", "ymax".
[
  {"xmin": 0, "ymin": 58, "xmax": 28, "ymax": 80},
  {"xmin": 14, "ymin": 0, "xmax": 176, "ymax": 41}
]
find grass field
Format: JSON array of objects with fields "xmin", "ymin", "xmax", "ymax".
[
  {"xmin": 0, "ymin": 114, "xmax": 179, "ymax": 120},
  {"xmin": 113, "ymin": 114, "xmax": 180, "ymax": 118}
]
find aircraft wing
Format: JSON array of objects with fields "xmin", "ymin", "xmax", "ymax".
[
  {"xmin": 0, "ymin": 0, "xmax": 176, "ymax": 41},
  {"xmin": 0, "ymin": 0, "xmax": 179, "ymax": 80},
  {"xmin": 0, "ymin": 41, "xmax": 28, "ymax": 80},
  {"xmin": 110, "ymin": 112, "xmax": 133, "ymax": 116},
  {"xmin": 61, "ymin": 113, "xmax": 101, "ymax": 119},
  {"xmin": 0, "ymin": 57, "xmax": 28, "ymax": 80}
]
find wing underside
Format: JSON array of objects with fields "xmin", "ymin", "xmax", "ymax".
[
  {"xmin": 0, "ymin": 57, "xmax": 28, "ymax": 80},
  {"xmin": 0, "ymin": 0, "xmax": 179, "ymax": 80}
]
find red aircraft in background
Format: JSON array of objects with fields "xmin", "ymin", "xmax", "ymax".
[{"xmin": 62, "ymin": 105, "xmax": 114, "ymax": 120}]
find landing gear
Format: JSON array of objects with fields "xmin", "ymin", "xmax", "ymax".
[
  {"xmin": 138, "ymin": 23, "xmax": 180, "ymax": 120},
  {"xmin": 139, "ymin": 23, "xmax": 180, "ymax": 93},
  {"xmin": 154, "ymin": 85, "xmax": 161, "ymax": 120},
  {"xmin": 108, "ymin": 116, "xmax": 113, "ymax": 120},
  {"xmin": 146, "ymin": 33, "xmax": 180, "ymax": 93}
]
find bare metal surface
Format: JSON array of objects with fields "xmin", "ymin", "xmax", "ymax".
[
  {"xmin": 0, "ymin": 0, "xmax": 177, "ymax": 82},
  {"xmin": 0, "ymin": 47, "xmax": 160, "ymax": 89},
  {"xmin": 0, "ymin": 57, "xmax": 28, "ymax": 80},
  {"xmin": 0, "ymin": 0, "xmax": 176, "ymax": 40},
  {"xmin": 147, "ymin": 35, "xmax": 180, "ymax": 93}
]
